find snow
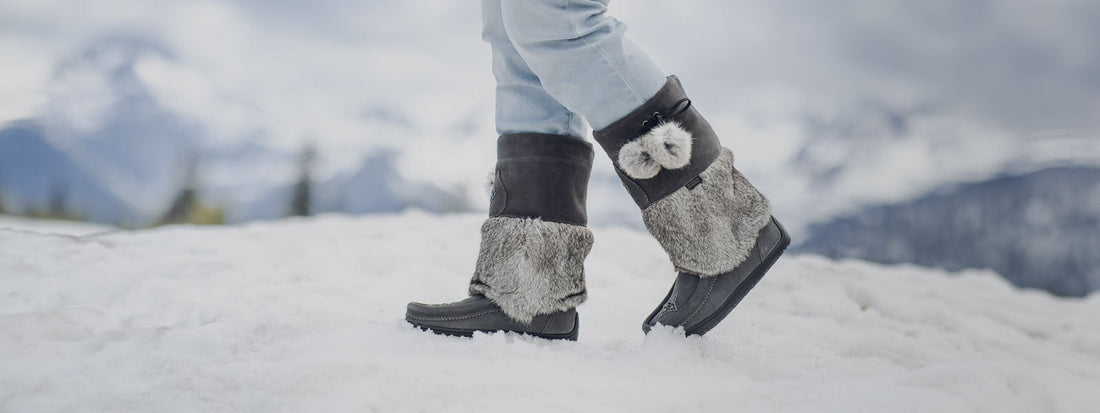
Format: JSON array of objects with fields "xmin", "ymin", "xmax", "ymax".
[
  {"xmin": 2, "ymin": 213, "xmax": 1098, "ymax": 411},
  {"xmin": 0, "ymin": 214, "xmax": 115, "ymax": 236}
]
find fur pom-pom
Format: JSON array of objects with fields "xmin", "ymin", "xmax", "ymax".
[
  {"xmin": 618, "ymin": 140, "xmax": 662, "ymax": 179},
  {"xmin": 616, "ymin": 121, "xmax": 694, "ymax": 179},
  {"xmin": 643, "ymin": 122, "xmax": 693, "ymax": 170}
]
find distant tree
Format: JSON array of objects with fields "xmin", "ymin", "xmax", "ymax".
[
  {"xmin": 289, "ymin": 144, "xmax": 316, "ymax": 217},
  {"xmin": 159, "ymin": 155, "xmax": 225, "ymax": 226},
  {"xmin": 23, "ymin": 180, "xmax": 81, "ymax": 221},
  {"xmin": 161, "ymin": 184, "xmax": 196, "ymax": 225},
  {"xmin": 49, "ymin": 180, "xmax": 68, "ymax": 218},
  {"xmin": 0, "ymin": 163, "xmax": 5, "ymax": 214}
]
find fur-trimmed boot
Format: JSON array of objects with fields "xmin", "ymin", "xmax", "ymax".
[
  {"xmin": 405, "ymin": 134, "xmax": 594, "ymax": 341},
  {"xmin": 593, "ymin": 76, "xmax": 791, "ymax": 336}
]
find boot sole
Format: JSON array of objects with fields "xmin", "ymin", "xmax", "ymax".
[
  {"xmin": 410, "ymin": 313, "xmax": 580, "ymax": 341},
  {"xmin": 645, "ymin": 216, "xmax": 791, "ymax": 336}
]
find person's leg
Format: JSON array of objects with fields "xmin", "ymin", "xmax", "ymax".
[
  {"xmin": 498, "ymin": 0, "xmax": 667, "ymax": 131},
  {"xmin": 500, "ymin": 0, "xmax": 789, "ymax": 336},
  {"xmin": 403, "ymin": 0, "xmax": 595, "ymax": 340},
  {"xmin": 405, "ymin": 133, "xmax": 594, "ymax": 340},
  {"xmin": 483, "ymin": 0, "xmax": 587, "ymax": 138}
]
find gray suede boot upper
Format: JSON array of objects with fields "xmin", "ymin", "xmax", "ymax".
[
  {"xmin": 642, "ymin": 217, "xmax": 789, "ymax": 335},
  {"xmin": 406, "ymin": 296, "xmax": 579, "ymax": 340},
  {"xmin": 406, "ymin": 134, "xmax": 594, "ymax": 340},
  {"xmin": 594, "ymin": 76, "xmax": 788, "ymax": 335}
]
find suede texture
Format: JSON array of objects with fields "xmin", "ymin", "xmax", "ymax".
[
  {"xmin": 470, "ymin": 134, "xmax": 594, "ymax": 323},
  {"xmin": 645, "ymin": 217, "xmax": 788, "ymax": 333},
  {"xmin": 489, "ymin": 133, "xmax": 593, "ymax": 226},
  {"xmin": 641, "ymin": 148, "xmax": 772, "ymax": 277},
  {"xmin": 594, "ymin": 76, "xmax": 721, "ymax": 209},
  {"xmin": 406, "ymin": 296, "xmax": 578, "ymax": 336},
  {"xmin": 410, "ymin": 134, "xmax": 592, "ymax": 333},
  {"xmin": 468, "ymin": 216, "xmax": 592, "ymax": 324},
  {"xmin": 593, "ymin": 76, "xmax": 773, "ymax": 278}
]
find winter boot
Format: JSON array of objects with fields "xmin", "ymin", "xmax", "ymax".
[
  {"xmin": 405, "ymin": 134, "xmax": 594, "ymax": 340},
  {"xmin": 593, "ymin": 76, "xmax": 791, "ymax": 336}
]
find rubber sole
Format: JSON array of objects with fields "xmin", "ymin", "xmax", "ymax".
[
  {"xmin": 645, "ymin": 216, "xmax": 791, "ymax": 336},
  {"xmin": 409, "ymin": 313, "xmax": 580, "ymax": 341}
]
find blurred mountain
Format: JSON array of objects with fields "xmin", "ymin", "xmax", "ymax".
[
  {"xmin": 0, "ymin": 36, "xmax": 470, "ymax": 226},
  {"xmin": 0, "ymin": 36, "xmax": 196, "ymax": 226},
  {"xmin": 315, "ymin": 150, "xmax": 468, "ymax": 214},
  {"xmin": 795, "ymin": 167, "xmax": 1100, "ymax": 296},
  {"xmin": 0, "ymin": 120, "xmax": 138, "ymax": 224},
  {"xmin": 220, "ymin": 150, "xmax": 470, "ymax": 222}
]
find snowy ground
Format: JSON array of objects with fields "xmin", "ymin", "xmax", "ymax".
[
  {"xmin": 2, "ymin": 212, "xmax": 1098, "ymax": 412},
  {"xmin": 0, "ymin": 214, "xmax": 116, "ymax": 236}
]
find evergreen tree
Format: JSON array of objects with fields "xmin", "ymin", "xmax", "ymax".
[
  {"xmin": 49, "ymin": 180, "xmax": 68, "ymax": 218},
  {"xmin": 161, "ymin": 185, "xmax": 196, "ymax": 225},
  {"xmin": 159, "ymin": 155, "xmax": 225, "ymax": 226},
  {"xmin": 289, "ymin": 144, "xmax": 316, "ymax": 217}
]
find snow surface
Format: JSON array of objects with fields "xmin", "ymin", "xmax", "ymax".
[
  {"xmin": 2, "ymin": 213, "xmax": 1098, "ymax": 412},
  {"xmin": 0, "ymin": 214, "xmax": 116, "ymax": 236}
]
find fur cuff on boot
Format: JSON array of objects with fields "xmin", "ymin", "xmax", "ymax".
[
  {"xmin": 641, "ymin": 148, "xmax": 771, "ymax": 277},
  {"xmin": 469, "ymin": 217, "xmax": 593, "ymax": 324}
]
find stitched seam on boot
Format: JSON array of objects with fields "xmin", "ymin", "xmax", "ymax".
[
  {"xmin": 539, "ymin": 315, "xmax": 554, "ymax": 333},
  {"xmin": 498, "ymin": 157, "xmax": 591, "ymax": 166},
  {"xmin": 616, "ymin": 168, "xmax": 651, "ymax": 206},
  {"xmin": 406, "ymin": 309, "xmax": 502, "ymax": 322},
  {"xmin": 497, "ymin": 169, "xmax": 508, "ymax": 214},
  {"xmin": 682, "ymin": 280, "xmax": 716, "ymax": 326},
  {"xmin": 494, "ymin": 214, "xmax": 587, "ymax": 227}
]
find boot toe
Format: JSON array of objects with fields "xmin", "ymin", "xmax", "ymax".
[
  {"xmin": 405, "ymin": 296, "xmax": 500, "ymax": 330},
  {"xmin": 405, "ymin": 296, "xmax": 579, "ymax": 341},
  {"xmin": 643, "ymin": 217, "xmax": 790, "ymax": 336}
]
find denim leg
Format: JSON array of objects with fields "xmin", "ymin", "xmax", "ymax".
[
  {"xmin": 483, "ymin": 0, "xmax": 588, "ymax": 139},
  {"xmin": 499, "ymin": 0, "xmax": 667, "ymax": 131}
]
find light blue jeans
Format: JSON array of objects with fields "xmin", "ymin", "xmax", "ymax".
[{"xmin": 482, "ymin": 0, "xmax": 667, "ymax": 139}]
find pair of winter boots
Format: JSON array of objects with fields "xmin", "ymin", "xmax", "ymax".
[{"xmin": 405, "ymin": 76, "xmax": 790, "ymax": 340}]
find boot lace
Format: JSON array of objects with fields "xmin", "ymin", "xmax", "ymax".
[{"xmin": 639, "ymin": 98, "xmax": 692, "ymax": 135}]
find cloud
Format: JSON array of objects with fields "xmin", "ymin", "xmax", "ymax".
[
  {"xmin": 1, "ymin": 0, "xmax": 1097, "ymax": 230},
  {"xmin": 614, "ymin": 0, "xmax": 1100, "ymax": 230}
]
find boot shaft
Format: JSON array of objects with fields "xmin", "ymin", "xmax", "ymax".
[
  {"xmin": 489, "ymin": 133, "xmax": 594, "ymax": 225},
  {"xmin": 592, "ymin": 75, "xmax": 773, "ymax": 277},
  {"xmin": 593, "ymin": 76, "xmax": 723, "ymax": 209}
]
